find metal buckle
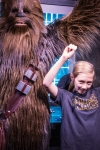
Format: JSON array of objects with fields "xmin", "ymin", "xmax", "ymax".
[
  {"xmin": 16, "ymin": 81, "xmax": 31, "ymax": 95},
  {"xmin": 24, "ymin": 69, "xmax": 37, "ymax": 81}
]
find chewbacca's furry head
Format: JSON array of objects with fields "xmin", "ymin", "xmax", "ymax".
[
  {"xmin": 0, "ymin": 0, "xmax": 46, "ymax": 63},
  {"xmin": 0, "ymin": 0, "xmax": 45, "ymax": 48},
  {"xmin": 1, "ymin": 0, "xmax": 44, "ymax": 30}
]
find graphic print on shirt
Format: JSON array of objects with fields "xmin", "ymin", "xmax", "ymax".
[{"xmin": 72, "ymin": 94, "xmax": 98, "ymax": 110}]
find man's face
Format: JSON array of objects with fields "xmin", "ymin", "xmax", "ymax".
[{"xmin": 73, "ymin": 73, "xmax": 94, "ymax": 94}]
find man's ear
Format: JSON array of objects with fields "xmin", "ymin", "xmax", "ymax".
[{"xmin": 70, "ymin": 73, "xmax": 74, "ymax": 81}]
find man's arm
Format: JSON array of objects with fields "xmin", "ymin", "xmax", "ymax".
[{"xmin": 43, "ymin": 44, "xmax": 77, "ymax": 98}]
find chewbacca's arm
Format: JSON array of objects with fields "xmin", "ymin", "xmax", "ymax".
[{"xmin": 56, "ymin": 0, "xmax": 100, "ymax": 55}]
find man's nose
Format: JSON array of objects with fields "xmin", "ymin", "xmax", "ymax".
[{"xmin": 82, "ymin": 83, "xmax": 88, "ymax": 89}]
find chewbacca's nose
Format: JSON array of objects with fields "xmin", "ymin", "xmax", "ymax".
[{"xmin": 16, "ymin": 12, "xmax": 24, "ymax": 17}]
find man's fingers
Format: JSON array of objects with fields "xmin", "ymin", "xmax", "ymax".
[{"xmin": 68, "ymin": 44, "xmax": 77, "ymax": 51}]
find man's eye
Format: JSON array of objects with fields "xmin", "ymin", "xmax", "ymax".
[
  {"xmin": 79, "ymin": 82, "xmax": 83, "ymax": 84},
  {"xmin": 87, "ymin": 83, "xmax": 92, "ymax": 85}
]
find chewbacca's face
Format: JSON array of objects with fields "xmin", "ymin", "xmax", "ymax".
[
  {"xmin": 0, "ymin": 0, "xmax": 45, "ymax": 54},
  {"xmin": 0, "ymin": 0, "xmax": 45, "ymax": 61},
  {"xmin": 1, "ymin": 0, "xmax": 45, "ymax": 34}
]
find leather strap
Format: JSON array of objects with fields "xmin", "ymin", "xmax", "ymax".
[
  {"xmin": 0, "ymin": 60, "xmax": 38, "ymax": 150},
  {"xmin": 5, "ymin": 61, "xmax": 38, "ymax": 117},
  {"xmin": 0, "ymin": 48, "xmax": 46, "ymax": 149}
]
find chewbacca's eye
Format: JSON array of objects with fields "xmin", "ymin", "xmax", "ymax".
[
  {"xmin": 23, "ymin": 8, "xmax": 30, "ymax": 14},
  {"xmin": 12, "ymin": 8, "xmax": 18, "ymax": 13}
]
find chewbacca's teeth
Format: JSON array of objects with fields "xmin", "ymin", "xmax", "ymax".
[
  {"xmin": 15, "ymin": 22, "xmax": 26, "ymax": 26},
  {"xmin": 16, "ymin": 21, "xmax": 25, "ymax": 24}
]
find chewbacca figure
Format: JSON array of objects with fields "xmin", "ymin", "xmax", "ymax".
[{"xmin": 0, "ymin": 0, "xmax": 100, "ymax": 150}]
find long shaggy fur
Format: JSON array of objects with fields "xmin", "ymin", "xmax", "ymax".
[
  {"xmin": 56, "ymin": 0, "xmax": 100, "ymax": 56},
  {"xmin": 0, "ymin": 0, "xmax": 50, "ymax": 150},
  {"xmin": 0, "ymin": 0, "xmax": 100, "ymax": 149}
]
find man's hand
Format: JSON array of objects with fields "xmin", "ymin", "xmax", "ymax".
[
  {"xmin": 43, "ymin": 44, "xmax": 77, "ymax": 98},
  {"xmin": 62, "ymin": 44, "xmax": 77, "ymax": 60}
]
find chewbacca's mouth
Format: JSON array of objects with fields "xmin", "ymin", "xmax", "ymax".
[{"xmin": 15, "ymin": 21, "xmax": 27, "ymax": 26}]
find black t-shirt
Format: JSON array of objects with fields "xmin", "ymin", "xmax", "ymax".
[
  {"xmin": 57, "ymin": 74, "xmax": 71, "ymax": 90},
  {"xmin": 55, "ymin": 87, "xmax": 100, "ymax": 150}
]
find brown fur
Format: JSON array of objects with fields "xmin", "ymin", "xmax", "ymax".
[
  {"xmin": 57, "ymin": 0, "xmax": 100, "ymax": 56},
  {"xmin": 0, "ymin": 0, "xmax": 50, "ymax": 150}
]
